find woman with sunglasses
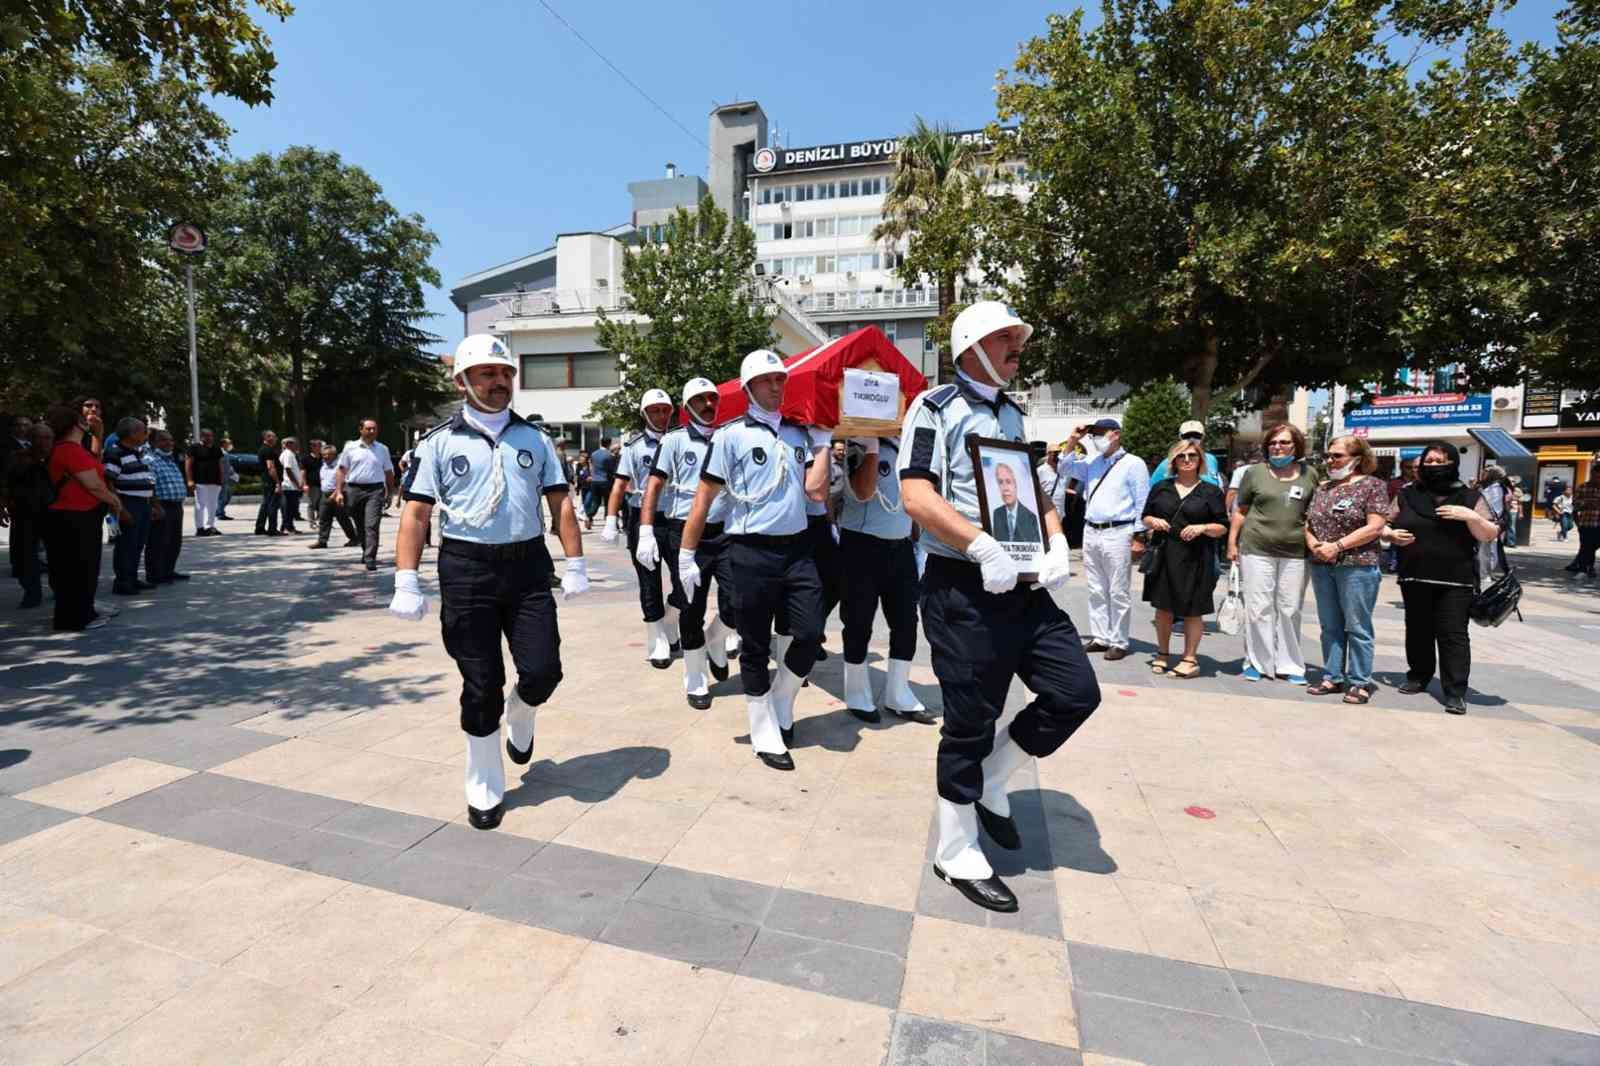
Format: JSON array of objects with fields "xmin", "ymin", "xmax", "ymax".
[
  {"xmin": 1304, "ymin": 435, "xmax": 1389, "ymax": 703},
  {"xmin": 1228, "ymin": 423, "xmax": 1319, "ymax": 683},
  {"xmin": 1141, "ymin": 439, "xmax": 1227, "ymax": 678}
]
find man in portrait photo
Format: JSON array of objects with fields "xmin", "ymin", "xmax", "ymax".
[{"xmin": 990, "ymin": 461, "xmax": 1041, "ymax": 544}]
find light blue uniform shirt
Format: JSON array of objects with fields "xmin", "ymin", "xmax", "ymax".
[
  {"xmin": 702, "ymin": 416, "xmax": 813, "ymax": 536},
  {"xmin": 650, "ymin": 423, "xmax": 730, "ymax": 525},
  {"xmin": 1148, "ymin": 451, "xmax": 1223, "ymax": 489},
  {"xmin": 840, "ymin": 438, "xmax": 913, "ymax": 541},
  {"xmin": 1081, "ymin": 449, "xmax": 1151, "ymax": 525},
  {"xmin": 897, "ymin": 378, "xmax": 1030, "ymax": 560},
  {"xmin": 403, "ymin": 409, "xmax": 567, "ymax": 544},
  {"xmin": 617, "ymin": 430, "xmax": 665, "ymax": 511}
]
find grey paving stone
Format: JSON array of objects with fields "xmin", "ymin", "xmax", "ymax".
[
  {"xmin": 1255, "ymin": 1027, "xmax": 1451, "ymax": 1066},
  {"xmin": 985, "ymin": 1029, "xmax": 1085, "ymax": 1065},
  {"xmin": 1068, "ymin": 942, "xmax": 1247, "ymax": 1020},
  {"xmin": 988, "ymin": 871, "xmax": 1063, "ymax": 939},
  {"xmin": 94, "ymin": 772, "xmax": 269, "ymax": 832},
  {"xmin": 739, "ymin": 928, "xmax": 902, "ymax": 1007},
  {"xmin": 602, "ymin": 900, "xmax": 758, "ymax": 973},
  {"xmin": 406, "ymin": 822, "xmax": 541, "ymax": 871},
  {"xmin": 356, "ymin": 851, "xmax": 507, "ymax": 911},
  {"xmin": 261, "ymin": 827, "xmax": 403, "ymax": 881},
  {"xmin": 1233, "ymin": 970, "xmax": 1600, "ymax": 1066},
  {"xmin": 231, "ymin": 782, "xmax": 358, "ymax": 829},
  {"xmin": 160, "ymin": 806, "xmax": 305, "ymax": 860},
  {"xmin": 634, "ymin": 864, "xmax": 776, "ymax": 925},
  {"xmin": 518, "ymin": 841, "xmax": 655, "ymax": 891},
  {"xmin": 887, "ymin": 1013, "xmax": 984, "ymax": 1065},
  {"xmin": 0, "ymin": 739, "xmax": 120, "ymax": 795},
  {"xmin": 764, "ymin": 888, "xmax": 913, "ymax": 957},
  {"xmin": 1075, "ymin": 989, "xmax": 1271, "ymax": 1066},
  {"xmin": 319, "ymin": 803, "xmax": 445, "ymax": 849},
  {"xmin": 150, "ymin": 727, "xmax": 284, "ymax": 771},
  {"xmin": 916, "ymin": 861, "xmax": 990, "ymax": 928},
  {"xmin": 1562, "ymin": 724, "xmax": 1600, "ymax": 745},
  {"xmin": 479, "ymin": 844, "xmax": 654, "ymax": 939},
  {"xmin": 0, "ymin": 799, "xmax": 75, "ymax": 846}
]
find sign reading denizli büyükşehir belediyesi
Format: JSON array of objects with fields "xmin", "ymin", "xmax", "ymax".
[
  {"xmin": 1344, "ymin": 393, "xmax": 1494, "ymax": 428},
  {"xmin": 751, "ymin": 128, "xmax": 1007, "ymax": 175}
]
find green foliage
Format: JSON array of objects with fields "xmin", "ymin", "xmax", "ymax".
[
  {"xmin": 589, "ymin": 196, "xmax": 775, "ymax": 429},
  {"xmin": 1119, "ymin": 379, "xmax": 1192, "ymax": 470}
]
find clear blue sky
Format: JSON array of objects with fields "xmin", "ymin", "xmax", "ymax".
[{"xmin": 214, "ymin": 1, "xmax": 1562, "ymax": 353}]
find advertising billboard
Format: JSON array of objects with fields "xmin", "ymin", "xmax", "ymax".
[{"xmin": 1344, "ymin": 393, "xmax": 1493, "ymax": 429}]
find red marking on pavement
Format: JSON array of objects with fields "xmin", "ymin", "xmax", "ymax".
[
  {"xmin": 1118, "ymin": 689, "xmax": 1137, "ymax": 697},
  {"xmin": 627, "ymin": 642, "xmax": 643, "ymax": 647},
  {"xmin": 1185, "ymin": 806, "xmax": 1216, "ymax": 820}
]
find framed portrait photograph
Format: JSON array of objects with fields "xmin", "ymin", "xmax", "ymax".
[{"xmin": 968, "ymin": 436, "xmax": 1049, "ymax": 581}]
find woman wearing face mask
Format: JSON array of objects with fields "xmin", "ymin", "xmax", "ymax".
[
  {"xmin": 1303, "ymin": 436, "xmax": 1389, "ymax": 703},
  {"xmin": 1384, "ymin": 442, "xmax": 1501, "ymax": 715},
  {"xmin": 1227, "ymin": 423, "xmax": 1319, "ymax": 684}
]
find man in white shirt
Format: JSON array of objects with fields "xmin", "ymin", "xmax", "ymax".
[
  {"xmin": 278, "ymin": 437, "xmax": 305, "ymax": 534},
  {"xmin": 1077, "ymin": 417, "xmax": 1150, "ymax": 659},
  {"xmin": 332, "ymin": 418, "xmax": 397, "ymax": 572}
]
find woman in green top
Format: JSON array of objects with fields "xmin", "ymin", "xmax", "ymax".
[{"xmin": 1227, "ymin": 423, "xmax": 1319, "ymax": 684}]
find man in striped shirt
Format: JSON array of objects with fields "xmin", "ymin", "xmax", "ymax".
[{"xmin": 104, "ymin": 417, "xmax": 161, "ymax": 595}]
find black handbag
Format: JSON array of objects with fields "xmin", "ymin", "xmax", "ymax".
[{"xmin": 1470, "ymin": 562, "xmax": 1523, "ymax": 628}]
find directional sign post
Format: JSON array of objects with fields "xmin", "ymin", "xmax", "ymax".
[{"xmin": 168, "ymin": 223, "xmax": 207, "ymax": 440}]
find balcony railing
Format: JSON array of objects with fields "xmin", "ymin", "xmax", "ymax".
[
  {"xmin": 789, "ymin": 287, "xmax": 939, "ymax": 314},
  {"xmin": 1009, "ymin": 396, "xmax": 1120, "ymax": 418},
  {"xmin": 483, "ymin": 288, "xmax": 626, "ymax": 319}
]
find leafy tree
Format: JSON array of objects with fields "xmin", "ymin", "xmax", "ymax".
[
  {"xmin": 590, "ymin": 196, "xmax": 775, "ymax": 429},
  {"xmin": 1119, "ymin": 378, "xmax": 1191, "ymax": 470},
  {"xmin": 209, "ymin": 148, "xmax": 445, "ymax": 449},
  {"xmin": 874, "ymin": 118, "xmax": 983, "ymax": 383}
]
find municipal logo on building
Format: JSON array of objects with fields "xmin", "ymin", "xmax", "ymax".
[{"xmin": 753, "ymin": 148, "xmax": 776, "ymax": 173}]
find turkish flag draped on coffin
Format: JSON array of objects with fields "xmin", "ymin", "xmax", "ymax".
[{"xmin": 701, "ymin": 327, "xmax": 930, "ymax": 435}]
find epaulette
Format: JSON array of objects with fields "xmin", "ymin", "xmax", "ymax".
[
  {"xmin": 998, "ymin": 392, "xmax": 1025, "ymax": 413},
  {"xmin": 539, "ymin": 423, "xmax": 559, "ymax": 438},
  {"xmin": 920, "ymin": 385, "xmax": 959, "ymax": 411},
  {"xmin": 417, "ymin": 421, "xmax": 451, "ymax": 443},
  {"xmin": 625, "ymin": 431, "xmax": 644, "ymax": 446}
]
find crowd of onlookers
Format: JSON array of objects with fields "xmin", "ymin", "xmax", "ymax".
[{"xmin": 0, "ymin": 399, "xmax": 404, "ymax": 632}]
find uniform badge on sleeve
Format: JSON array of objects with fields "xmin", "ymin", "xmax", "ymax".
[
  {"xmin": 752, "ymin": 447, "xmax": 768, "ymax": 466},
  {"xmin": 450, "ymin": 455, "xmax": 471, "ymax": 477},
  {"xmin": 684, "ymin": 453, "xmax": 698, "ymax": 466},
  {"xmin": 794, "ymin": 445, "xmax": 806, "ymax": 463},
  {"xmin": 516, "ymin": 449, "xmax": 535, "ymax": 469},
  {"xmin": 879, "ymin": 460, "xmax": 892, "ymax": 476}
]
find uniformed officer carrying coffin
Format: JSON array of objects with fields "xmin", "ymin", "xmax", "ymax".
[
  {"xmin": 637, "ymin": 377, "xmax": 739, "ymax": 709},
  {"xmin": 679, "ymin": 350, "xmax": 830, "ymax": 770},
  {"xmin": 838, "ymin": 434, "xmax": 933, "ymax": 724},
  {"xmin": 899, "ymin": 302, "xmax": 1100, "ymax": 912},
  {"xmin": 601, "ymin": 389, "xmax": 679, "ymax": 667},
  {"xmin": 389, "ymin": 334, "xmax": 590, "ymax": 830}
]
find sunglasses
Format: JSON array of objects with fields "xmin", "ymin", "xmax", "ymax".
[
  {"xmin": 1266, "ymin": 440, "xmax": 1297, "ymax": 449},
  {"xmin": 1174, "ymin": 453, "xmax": 1200, "ymax": 463}
]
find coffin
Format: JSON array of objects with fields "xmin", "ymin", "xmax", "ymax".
[{"xmin": 706, "ymin": 327, "xmax": 930, "ymax": 438}]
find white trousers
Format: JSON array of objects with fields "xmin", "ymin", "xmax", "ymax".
[
  {"xmin": 1083, "ymin": 525, "xmax": 1135, "ymax": 649},
  {"xmin": 1239, "ymin": 553, "xmax": 1308, "ymax": 676},
  {"xmin": 193, "ymin": 484, "xmax": 221, "ymax": 531}
]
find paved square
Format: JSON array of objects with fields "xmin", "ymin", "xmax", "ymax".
[{"xmin": 2, "ymin": 524, "xmax": 1598, "ymax": 1064}]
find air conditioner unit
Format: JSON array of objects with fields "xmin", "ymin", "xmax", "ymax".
[
  {"xmin": 1493, "ymin": 396, "xmax": 1511, "ymax": 409},
  {"xmin": 798, "ymin": 275, "xmax": 811, "ymax": 284}
]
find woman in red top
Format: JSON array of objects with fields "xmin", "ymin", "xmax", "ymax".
[{"xmin": 44, "ymin": 404, "xmax": 129, "ymax": 631}]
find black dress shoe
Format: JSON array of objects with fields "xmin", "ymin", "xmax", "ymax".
[
  {"xmin": 815, "ymin": 646, "xmax": 829, "ymax": 661},
  {"xmin": 506, "ymin": 736, "xmax": 533, "ymax": 765},
  {"xmin": 310, "ymin": 543, "xmax": 328, "ymax": 549},
  {"xmin": 848, "ymin": 706, "xmax": 882, "ymax": 724},
  {"xmin": 757, "ymin": 751, "xmax": 795, "ymax": 771},
  {"xmin": 1082, "ymin": 640, "xmax": 1110, "ymax": 654},
  {"xmin": 889, "ymin": 706, "xmax": 939, "ymax": 725},
  {"xmin": 1397, "ymin": 680, "xmax": 1428, "ymax": 695},
  {"xmin": 365, "ymin": 562, "xmax": 377, "ymax": 572},
  {"xmin": 977, "ymin": 803, "xmax": 1021, "ymax": 850},
  {"xmin": 171, "ymin": 572, "xmax": 190, "ymax": 581},
  {"xmin": 708, "ymin": 657, "xmax": 730, "ymax": 683},
  {"xmin": 1443, "ymin": 697, "xmax": 1468, "ymax": 715},
  {"xmin": 649, "ymin": 656, "xmax": 671, "ymax": 670},
  {"xmin": 344, "ymin": 539, "xmax": 361, "ymax": 547},
  {"xmin": 934, "ymin": 865, "xmax": 1019, "ymax": 913},
  {"xmin": 1104, "ymin": 647, "xmax": 1129, "ymax": 661},
  {"xmin": 780, "ymin": 725, "xmax": 795, "ymax": 747},
  {"xmin": 670, "ymin": 641, "xmax": 682, "ymax": 656},
  {"xmin": 687, "ymin": 692, "xmax": 712, "ymax": 710},
  {"xmin": 135, "ymin": 580, "xmax": 158, "ymax": 590},
  {"xmin": 467, "ymin": 803, "xmax": 504, "ymax": 830},
  {"xmin": 112, "ymin": 583, "xmax": 140, "ymax": 596}
]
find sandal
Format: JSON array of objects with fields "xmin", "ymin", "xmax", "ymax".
[
  {"xmin": 1307, "ymin": 679, "xmax": 1343, "ymax": 696},
  {"xmin": 1342, "ymin": 686, "xmax": 1372, "ymax": 705},
  {"xmin": 1171, "ymin": 658, "xmax": 1200, "ymax": 679},
  {"xmin": 1150, "ymin": 657, "xmax": 1171, "ymax": 675}
]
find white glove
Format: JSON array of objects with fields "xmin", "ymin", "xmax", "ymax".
[
  {"xmin": 808, "ymin": 426, "xmax": 833, "ymax": 451},
  {"xmin": 678, "ymin": 548, "xmax": 702, "ymax": 601},
  {"xmin": 1038, "ymin": 533, "xmax": 1072, "ymax": 591},
  {"xmin": 389, "ymin": 569, "xmax": 428, "ymax": 621},
  {"xmin": 600, "ymin": 514, "xmax": 619, "ymax": 544},
  {"xmin": 634, "ymin": 524, "xmax": 659, "ymax": 568},
  {"xmin": 966, "ymin": 532, "xmax": 1019, "ymax": 594},
  {"xmin": 562, "ymin": 556, "xmax": 589, "ymax": 600}
]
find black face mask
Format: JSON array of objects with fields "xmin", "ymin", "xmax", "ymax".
[{"xmin": 1418, "ymin": 464, "xmax": 1459, "ymax": 492}]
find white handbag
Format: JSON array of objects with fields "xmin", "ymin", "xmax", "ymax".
[{"xmin": 1217, "ymin": 562, "xmax": 1244, "ymax": 636}]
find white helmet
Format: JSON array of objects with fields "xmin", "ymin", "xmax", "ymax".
[
  {"xmin": 638, "ymin": 388, "xmax": 673, "ymax": 413},
  {"xmin": 739, "ymin": 349, "xmax": 788, "ymax": 388},
  {"xmin": 682, "ymin": 377, "xmax": 719, "ymax": 426},
  {"xmin": 452, "ymin": 334, "xmax": 515, "ymax": 379},
  {"xmin": 950, "ymin": 301, "xmax": 1033, "ymax": 374}
]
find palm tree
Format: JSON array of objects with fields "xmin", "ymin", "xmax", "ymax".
[{"xmin": 873, "ymin": 117, "xmax": 979, "ymax": 383}]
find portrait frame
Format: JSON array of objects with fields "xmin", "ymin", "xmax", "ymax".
[{"xmin": 968, "ymin": 436, "xmax": 1049, "ymax": 582}]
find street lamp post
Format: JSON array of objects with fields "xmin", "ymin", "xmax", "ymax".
[{"xmin": 168, "ymin": 222, "xmax": 207, "ymax": 440}]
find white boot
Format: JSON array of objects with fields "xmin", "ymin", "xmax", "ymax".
[
  {"xmin": 885, "ymin": 659, "xmax": 927, "ymax": 716},
  {"xmin": 504, "ymin": 689, "xmax": 537, "ymax": 764},
  {"xmin": 465, "ymin": 731, "xmax": 506, "ymax": 828},
  {"xmin": 772, "ymin": 632, "xmax": 793, "ymax": 672},
  {"xmin": 979, "ymin": 731, "xmax": 1029, "ymax": 819},
  {"xmin": 683, "ymin": 647, "xmax": 711, "ymax": 709},
  {"xmin": 935, "ymin": 798, "xmax": 993, "ymax": 880},
  {"xmin": 663, "ymin": 606, "xmax": 681, "ymax": 649},
  {"xmin": 726, "ymin": 629, "xmax": 742, "ymax": 660},
  {"xmin": 645, "ymin": 620, "xmax": 672, "ymax": 668},
  {"xmin": 843, "ymin": 660, "xmax": 877, "ymax": 715},
  {"xmin": 747, "ymin": 693, "xmax": 787, "ymax": 756},
  {"xmin": 705, "ymin": 616, "xmax": 730, "ymax": 675},
  {"xmin": 769, "ymin": 664, "xmax": 806, "ymax": 733}
]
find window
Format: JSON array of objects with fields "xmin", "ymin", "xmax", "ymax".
[
  {"xmin": 880, "ymin": 321, "xmax": 898, "ymax": 342},
  {"xmin": 520, "ymin": 355, "xmax": 568, "ymax": 389},
  {"xmin": 571, "ymin": 353, "xmax": 620, "ymax": 388},
  {"xmin": 518, "ymin": 353, "xmax": 618, "ymax": 389}
]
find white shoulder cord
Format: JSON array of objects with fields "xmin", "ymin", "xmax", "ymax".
[
  {"xmin": 843, "ymin": 446, "xmax": 903, "ymax": 514},
  {"xmin": 722, "ymin": 446, "xmax": 790, "ymax": 506},
  {"xmin": 433, "ymin": 440, "xmax": 507, "ymax": 529}
]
